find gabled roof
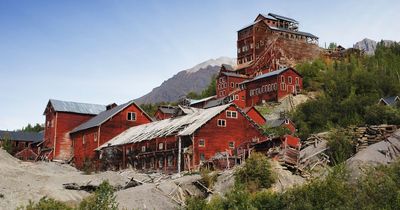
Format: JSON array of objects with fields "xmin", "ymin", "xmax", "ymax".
[
  {"xmin": 241, "ymin": 67, "xmax": 302, "ymax": 84},
  {"xmin": 44, "ymin": 99, "xmax": 106, "ymax": 115},
  {"xmin": 98, "ymin": 104, "xmax": 232, "ymax": 149},
  {"xmin": 268, "ymin": 13, "xmax": 298, "ymax": 24},
  {"xmin": 221, "ymin": 64, "xmax": 235, "ymax": 71},
  {"xmin": 70, "ymin": 100, "xmax": 152, "ymax": 134},
  {"xmin": 190, "ymin": 95, "xmax": 217, "ymax": 106},
  {"xmin": 204, "ymin": 97, "xmax": 227, "ymax": 109},
  {"xmin": 157, "ymin": 105, "xmax": 177, "ymax": 115},
  {"xmin": 98, "ymin": 104, "xmax": 262, "ymax": 150},
  {"xmin": 379, "ymin": 96, "xmax": 400, "ymax": 106},
  {"xmin": 0, "ymin": 130, "xmax": 43, "ymax": 143},
  {"xmin": 221, "ymin": 72, "xmax": 250, "ymax": 79}
]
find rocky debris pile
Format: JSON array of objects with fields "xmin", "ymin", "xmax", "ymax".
[
  {"xmin": 353, "ymin": 125, "xmax": 398, "ymax": 152},
  {"xmin": 346, "ymin": 129, "xmax": 400, "ymax": 179},
  {"xmin": 297, "ymin": 133, "xmax": 330, "ymax": 178}
]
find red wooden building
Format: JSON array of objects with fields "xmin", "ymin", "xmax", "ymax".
[
  {"xmin": 154, "ymin": 105, "xmax": 177, "ymax": 120},
  {"xmin": 241, "ymin": 67, "xmax": 303, "ymax": 106},
  {"xmin": 42, "ymin": 99, "xmax": 107, "ymax": 161},
  {"xmin": 0, "ymin": 130, "xmax": 43, "ymax": 161},
  {"xmin": 266, "ymin": 117, "xmax": 296, "ymax": 134},
  {"xmin": 69, "ymin": 100, "xmax": 152, "ymax": 169},
  {"xmin": 242, "ymin": 107, "xmax": 266, "ymax": 126},
  {"xmin": 97, "ymin": 104, "xmax": 265, "ymax": 173}
]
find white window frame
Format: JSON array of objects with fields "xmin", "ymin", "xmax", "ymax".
[
  {"xmin": 295, "ymin": 77, "xmax": 299, "ymax": 85},
  {"xmin": 217, "ymin": 119, "xmax": 226, "ymax": 127},
  {"xmin": 288, "ymin": 76, "xmax": 292, "ymax": 84},
  {"xmin": 226, "ymin": 111, "xmax": 238, "ymax": 119},
  {"xmin": 141, "ymin": 146, "xmax": 146, "ymax": 152},
  {"xmin": 281, "ymin": 75, "xmax": 285, "ymax": 83},
  {"xmin": 199, "ymin": 139, "xmax": 205, "ymax": 147},
  {"xmin": 127, "ymin": 112, "xmax": 137, "ymax": 121},
  {"xmin": 158, "ymin": 142, "xmax": 164, "ymax": 150},
  {"xmin": 94, "ymin": 133, "xmax": 98, "ymax": 142},
  {"xmin": 82, "ymin": 134, "xmax": 86, "ymax": 145}
]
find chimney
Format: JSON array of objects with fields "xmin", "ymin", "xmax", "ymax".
[{"xmin": 106, "ymin": 103, "xmax": 117, "ymax": 110}]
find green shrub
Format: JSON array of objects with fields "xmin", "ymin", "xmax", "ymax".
[
  {"xmin": 17, "ymin": 197, "xmax": 73, "ymax": 210},
  {"xmin": 326, "ymin": 128, "xmax": 355, "ymax": 165},
  {"xmin": 185, "ymin": 196, "xmax": 207, "ymax": 210},
  {"xmin": 200, "ymin": 168, "xmax": 218, "ymax": 188},
  {"xmin": 78, "ymin": 180, "xmax": 118, "ymax": 210},
  {"xmin": 2, "ymin": 133, "xmax": 14, "ymax": 154},
  {"xmin": 235, "ymin": 152, "xmax": 274, "ymax": 191}
]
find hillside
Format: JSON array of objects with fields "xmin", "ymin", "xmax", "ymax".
[{"xmin": 135, "ymin": 57, "xmax": 235, "ymax": 104}]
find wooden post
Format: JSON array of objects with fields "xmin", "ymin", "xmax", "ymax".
[{"xmin": 178, "ymin": 136, "xmax": 182, "ymax": 175}]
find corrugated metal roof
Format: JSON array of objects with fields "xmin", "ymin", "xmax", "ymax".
[
  {"xmin": 190, "ymin": 95, "xmax": 216, "ymax": 105},
  {"xmin": 97, "ymin": 104, "xmax": 232, "ymax": 149},
  {"xmin": 70, "ymin": 100, "xmax": 151, "ymax": 134},
  {"xmin": 267, "ymin": 119, "xmax": 286, "ymax": 128},
  {"xmin": 158, "ymin": 106, "xmax": 177, "ymax": 115},
  {"xmin": 269, "ymin": 26, "xmax": 318, "ymax": 39},
  {"xmin": 222, "ymin": 72, "xmax": 250, "ymax": 78},
  {"xmin": 268, "ymin": 13, "xmax": 298, "ymax": 23},
  {"xmin": 222, "ymin": 64, "xmax": 235, "ymax": 71},
  {"xmin": 241, "ymin": 67, "xmax": 290, "ymax": 84},
  {"xmin": 46, "ymin": 99, "xmax": 106, "ymax": 115},
  {"xmin": 204, "ymin": 98, "xmax": 227, "ymax": 109},
  {"xmin": 0, "ymin": 130, "xmax": 43, "ymax": 143}
]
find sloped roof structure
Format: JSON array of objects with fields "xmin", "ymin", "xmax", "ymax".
[{"xmin": 44, "ymin": 99, "xmax": 106, "ymax": 115}]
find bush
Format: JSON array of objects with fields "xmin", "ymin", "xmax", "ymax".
[
  {"xmin": 326, "ymin": 128, "xmax": 355, "ymax": 165},
  {"xmin": 78, "ymin": 180, "xmax": 118, "ymax": 210},
  {"xmin": 1, "ymin": 133, "xmax": 14, "ymax": 154},
  {"xmin": 235, "ymin": 152, "xmax": 274, "ymax": 191},
  {"xmin": 17, "ymin": 197, "xmax": 73, "ymax": 210},
  {"xmin": 200, "ymin": 168, "xmax": 218, "ymax": 188}
]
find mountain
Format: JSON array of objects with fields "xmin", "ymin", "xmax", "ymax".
[
  {"xmin": 353, "ymin": 38, "xmax": 396, "ymax": 55},
  {"xmin": 135, "ymin": 57, "xmax": 236, "ymax": 104}
]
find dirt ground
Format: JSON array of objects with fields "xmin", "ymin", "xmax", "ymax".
[{"xmin": 0, "ymin": 149, "xmax": 202, "ymax": 210}]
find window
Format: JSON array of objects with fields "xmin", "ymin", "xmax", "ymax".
[
  {"xmin": 94, "ymin": 133, "xmax": 98, "ymax": 142},
  {"xmin": 236, "ymin": 83, "xmax": 239, "ymax": 88},
  {"xmin": 231, "ymin": 82, "xmax": 234, "ymax": 88},
  {"xmin": 141, "ymin": 146, "xmax": 146, "ymax": 152},
  {"xmin": 285, "ymin": 119, "xmax": 290, "ymax": 124},
  {"xmin": 200, "ymin": 153, "xmax": 205, "ymax": 162},
  {"xmin": 235, "ymin": 95, "xmax": 239, "ymax": 100},
  {"xmin": 158, "ymin": 157, "xmax": 164, "ymax": 169},
  {"xmin": 82, "ymin": 134, "xmax": 86, "ymax": 145},
  {"xmin": 199, "ymin": 139, "xmax": 205, "ymax": 147},
  {"xmin": 158, "ymin": 142, "xmax": 164, "ymax": 150},
  {"xmin": 281, "ymin": 83, "xmax": 286, "ymax": 91},
  {"xmin": 242, "ymin": 96, "xmax": 245, "ymax": 101},
  {"xmin": 168, "ymin": 155, "xmax": 173, "ymax": 167},
  {"xmin": 229, "ymin": 141, "xmax": 235, "ymax": 149},
  {"xmin": 127, "ymin": 112, "xmax": 136, "ymax": 121},
  {"xmin": 295, "ymin": 77, "xmax": 299, "ymax": 85},
  {"xmin": 226, "ymin": 111, "xmax": 238, "ymax": 119},
  {"xmin": 281, "ymin": 75, "xmax": 285, "ymax": 83},
  {"xmin": 217, "ymin": 119, "xmax": 226, "ymax": 127},
  {"xmin": 288, "ymin": 76, "xmax": 292, "ymax": 84}
]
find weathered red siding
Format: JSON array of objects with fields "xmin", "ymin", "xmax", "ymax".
[
  {"xmin": 44, "ymin": 110, "xmax": 95, "ymax": 160},
  {"xmin": 245, "ymin": 107, "xmax": 266, "ymax": 126},
  {"xmin": 154, "ymin": 110, "xmax": 173, "ymax": 120},
  {"xmin": 192, "ymin": 106, "xmax": 263, "ymax": 167},
  {"xmin": 72, "ymin": 103, "xmax": 152, "ymax": 169}
]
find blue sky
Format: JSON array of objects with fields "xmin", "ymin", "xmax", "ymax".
[{"xmin": 0, "ymin": 0, "xmax": 399, "ymax": 130}]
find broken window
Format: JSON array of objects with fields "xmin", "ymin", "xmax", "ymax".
[
  {"xmin": 199, "ymin": 139, "xmax": 205, "ymax": 147},
  {"xmin": 217, "ymin": 119, "xmax": 226, "ymax": 127},
  {"xmin": 127, "ymin": 112, "xmax": 136, "ymax": 121},
  {"xmin": 229, "ymin": 141, "xmax": 235, "ymax": 149},
  {"xmin": 200, "ymin": 153, "xmax": 205, "ymax": 162},
  {"xmin": 168, "ymin": 155, "xmax": 173, "ymax": 167},
  {"xmin": 158, "ymin": 157, "xmax": 164, "ymax": 169}
]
